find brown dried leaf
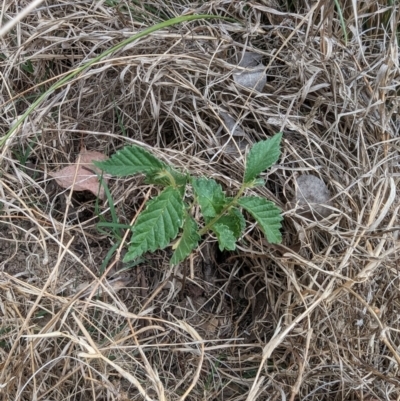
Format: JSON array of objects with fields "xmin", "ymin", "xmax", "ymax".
[
  {"xmin": 217, "ymin": 112, "xmax": 249, "ymax": 156},
  {"xmin": 78, "ymin": 150, "xmax": 108, "ymax": 175},
  {"xmin": 233, "ymin": 51, "xmax": 266, "ymax": 92},
  {"xmin": 220, "ymin": 111, "xmax": 246, "ymax": 137},
  {"xmin": 50, "ymin": 150, "xmax": 109, "ymax": 199},
  {"xmin": 50, "ymin": 165, "xmax": 106, "ymax": 199}
]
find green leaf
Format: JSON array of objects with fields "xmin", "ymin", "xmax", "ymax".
[
  {"xmin": 238, "ymin": 196, "xmax": 283, "ymax": 243},
  {"xmin": 123, "ymin": 187, "xmax": 184, "ymax": 261},
  {"xmin": 217, "ymin": 207, "xmax": 245, "ymax": 239},
  {"xmin": 170, "ymin": 214, "xmax": 201, "ymax": 265},
  {"xmin": 145, "ymin": 166, "xmax": 188, "ymax": 189},
  {"xmin": 192, "ymin": 177, "xmax": 226, "ymax": 221},
  {"xmin": 252, "ymin": 178, "xmax": 265, "ymax": 187},
  {"xmin": 21, "ymin": 59, "xmax": 34, "ymax": 74},
  {"xmin": 94, "ymin": 145, "xmax": 166, "ymax": 177},
  {"xmin": 211, "ymin": 223, "xmax": 237, "ymax": 251},
  {"xmin": 244, "ymin": 133, "xmax": 282, "ymax": 184}
]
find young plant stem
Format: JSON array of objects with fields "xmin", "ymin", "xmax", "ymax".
[
  {"xmin": 198, "ymin": 183, "xmax": 246, "ymax": 236},
  {"xmin": 164, "ymin": 169, "xmax": 177, "ymax": 188}
]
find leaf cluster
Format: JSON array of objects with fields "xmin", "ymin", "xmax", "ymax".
[{"xmin": 95, "ymin": 133, "xmax": 283, "ymax": 264}]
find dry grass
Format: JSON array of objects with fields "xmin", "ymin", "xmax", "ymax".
[{"xmin": 0, "ymin": 0, "xmax": 399, "ymax": 400}]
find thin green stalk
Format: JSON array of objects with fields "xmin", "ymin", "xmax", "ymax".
[
  {"xmin": 334, "ymin": 0, "xmax": 348, "ymax": 45},
  {"xmin": 164, "ymin": 168, "xmax": 177, "ymax": 188},
  {"xmin": 198, "ymin": 184, "xmax": 246, "ymax": 236},
  {"xmin": 0, "ymin": 14, "xmax": 231, "ymax": 149}
]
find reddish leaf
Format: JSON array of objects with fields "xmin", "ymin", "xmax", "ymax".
[
  {"xmin": 50, "ymin": 150, "xmax": 109, "ymax": 199},
  {"xmin": 79, "ymin": 150, "xmax": 108, "ymax": 175}
]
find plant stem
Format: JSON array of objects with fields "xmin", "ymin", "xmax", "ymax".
[
  {"xmin": 164, "ymin": 169, "xmax": 177, "ymax": 188},
  {"xmin": 198, "ymin": 183, "xmax": 246, "ymax": 236}
]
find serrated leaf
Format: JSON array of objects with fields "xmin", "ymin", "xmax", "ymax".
[
  {"xmin": 217, "ymin": 207, "xmax": 245, "ymax": 239},
  {"xmin": 123, "ymin": 187, "xmax": 184, "ymax": 261},
  {"xmin": 238, "ymin": 196, "xmax": 283, "ymax": 243},
  {"xmin": 94, "ymin": 145, "xmax": 166, "ymax": 177},
  {"xmin": 192, "ymin": 177, "xmax": 226, "ymax": 221},
  {"xmin": 170, "ymin": 214, "xmax": 200, "ymax": 265},
  {"xmin": 211, "ymin": 223, "xmax": 237, "ymax": 251},
  {"xmin": 244, "ymin": 133, "xmax": 282, "ymax": 183}
]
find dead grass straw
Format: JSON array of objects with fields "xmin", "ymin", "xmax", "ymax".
[{"xmin": 0, "ymin": 0, "xmax": 399, "ymax": 400}]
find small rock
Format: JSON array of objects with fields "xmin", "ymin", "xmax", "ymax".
[
  {"xmin": 233, "ymin": 51, "xmax": 266, "ymax": 92},
  {"xmin": 295, "ymin": 175, "xmax": 331, "ymax": 219}
]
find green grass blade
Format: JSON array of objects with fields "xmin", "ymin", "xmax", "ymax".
[
  {"xmin": 97, "ymin": 222, "xmax": 132, "ymax": 230},
  {"xmin": 334, "ymin": 0, "xmax": 348, "ymax": 45},
  {"xmin": 0, "ymin": 14, "xmax": 230, "ymax": 149},
  {"xmin": 95, "ymin": 175, "xmax": 122, "ymax": 236},
  {"xmin": 100, "ymin": 240, "xmax": 121, "ymax": 275}
]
